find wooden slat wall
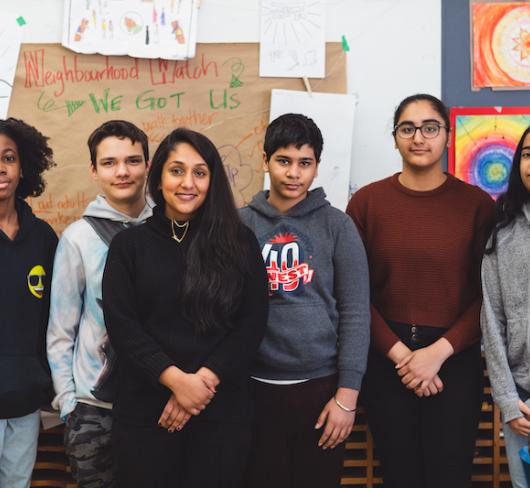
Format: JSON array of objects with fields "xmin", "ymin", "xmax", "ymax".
[{"xmin": 31, "ymin": 364, "xmax": 512, "ymax": 488}]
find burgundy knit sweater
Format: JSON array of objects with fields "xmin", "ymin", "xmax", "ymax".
[{"xmin": 346, "ymin": 173, "xmax": 495, "ymax": 355}]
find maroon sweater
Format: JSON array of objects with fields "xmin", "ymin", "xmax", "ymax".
[{"xmin": 346, "ymin": 173, "xmax": 495, "ymax": 355}]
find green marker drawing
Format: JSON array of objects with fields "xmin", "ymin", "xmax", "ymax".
[
  {"xmin": 16, "ymin": 16, "xmax": 26, "ymax": 26},
  {"xmin": 230, "ymin": 74, "xmax": 243, "ymax": 88},
  {"xmin": 341, "ymin": 35, "xmax": 350, "ymax": 52}
]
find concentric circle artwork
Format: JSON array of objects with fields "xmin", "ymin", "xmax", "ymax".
[
  {"xmin": 449, "ymin": 107, "xmax": 530, "ymax": 200},
  {"xmin": 492, "ymin": 6, "xmax": 530, "ymax": 82},
  {"xmin": 472, "ymin": 2, "xmax": 530, "ymax": 89}
]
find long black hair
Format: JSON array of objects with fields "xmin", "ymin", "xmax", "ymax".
[
  {"xmin": 147, "ymin": 128, "xmax": 249, "ymax": 333},
  {"xmin": 485, "ymin": 125, "xmax": 530, "ymax": 254}
]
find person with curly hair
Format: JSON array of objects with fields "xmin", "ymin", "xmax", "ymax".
[{"xmin": 0, "ymin": 118, "xmax": 58, "ymax": 488}]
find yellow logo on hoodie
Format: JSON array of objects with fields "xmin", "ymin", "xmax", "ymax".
[{"xmin": 27, "ymin": 265, "xmax": 46, "ymax": 299}]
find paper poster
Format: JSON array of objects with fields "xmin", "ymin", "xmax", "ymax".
[
  {"xmin": 449, "ymin": 106, "xmax": 530, "ymax": 199},
  {"xmin": 62, "ymin": 0, "xmax": 199, "ymax": 60},
  {"xmin": 265, "ymin": 89, "xmax": 356, "ymax": 210},
  {"xmin": 8, "ymin": 43, "xmax": 346, "ymax": 233},
  {"xmin": 0, "ymin": 13, "xmax": 24, "ymax": 118},
  {"xmin": 472, "ymin": 2, "xmax": 530, "ymax": 89},
  {"xmin": 259, "ymin": 0, "xmax": 326, "ymax": 78}
]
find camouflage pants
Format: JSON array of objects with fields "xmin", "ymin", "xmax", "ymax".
[{"xmin": 64, "ymin": 403, "xmax": 115, "ymax": 488}]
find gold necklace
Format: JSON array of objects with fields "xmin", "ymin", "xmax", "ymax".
[{"xmin": 171, "ymin": 220, "xmax": 189, "ymax": 243}]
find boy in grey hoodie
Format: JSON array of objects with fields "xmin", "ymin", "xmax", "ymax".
[
  {"xmin": 240, "ymin": 113, "xmax": 370, "ymax": 488},
  {"xmin": 47, "ymin": 120, "xmax": 151, "ymax": 487}
]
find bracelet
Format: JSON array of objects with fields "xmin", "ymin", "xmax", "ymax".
[{"xmin": 333, "ymin": 396, "xmax": 356, "ymax": 413}]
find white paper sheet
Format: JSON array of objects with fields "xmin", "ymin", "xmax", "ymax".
[
  {"xmin": 259, "ymin": 0, "xmax": 326, "ymax": 78},
  {"xmin": 266, "ymin": 89, "xmax": 357, "ymax": 211},
  {"xmin": 0, "ymin": 13, "xmax": 24, "ymax": 119},
  {"xmin": 62, "ymin": 0, "xmax": 199, "ymax": 60}
]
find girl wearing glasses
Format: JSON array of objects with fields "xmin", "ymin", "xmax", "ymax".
[
  {"xmin": 346, "ymin": 94, "xmax": 495, "ymax": 488},
  {"xmin": 481, "ymin": 126, "xmax": 530, "ymax": 488}
]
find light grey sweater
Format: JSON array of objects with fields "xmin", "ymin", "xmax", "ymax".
[{"xmin": 481, "ymin": 203, "xmax": 530, "ymax": 423}]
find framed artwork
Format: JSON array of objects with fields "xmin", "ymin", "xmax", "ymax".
[
  {"xmin": 472, "ymin": 2, "xmax": 530, "ymax": 89},
  {"xmin": 449, "ymin": 106, "xmax": 530, "ymax": 199}
]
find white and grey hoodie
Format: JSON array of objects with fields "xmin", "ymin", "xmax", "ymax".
[
  {"xmin": 481, "ymin": 202, "xmax": 530, "ymax": 423},
  {"xmin": 47, "ymin": 196, "xmax": 152, "ymax": 419}
]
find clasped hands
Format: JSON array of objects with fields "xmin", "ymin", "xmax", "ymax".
[
  {"xmin": 158, "ymin": 366, "xmax": 219, "ymax": 433},
  {"xmin": 389, "ymin": 338, "xmax": 454, "ymax": 398}
]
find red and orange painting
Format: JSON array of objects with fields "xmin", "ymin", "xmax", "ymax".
[{"xmin": 472, "ymin": 2, "xmax": 530, "ymax": 89}]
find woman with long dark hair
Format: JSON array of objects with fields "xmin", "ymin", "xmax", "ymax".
[
  {"xmin": 102, "ymin": 128, "xmax": 268, "ymax": 488},
  {"xmin": 481, "ymin": 126, "xmax": 530, "ymax": 488},
  {"xmin": 347, "ymin": 94, "xmax": 495, "ymax": 488}
]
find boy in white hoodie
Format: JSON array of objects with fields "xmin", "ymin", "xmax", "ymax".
[{"xmin": 47, "ymin": 120, "xmax": 151, "ymax": 487}]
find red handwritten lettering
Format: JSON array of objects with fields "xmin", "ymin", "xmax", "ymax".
[
  {"xmin": 23, "ymin": 49, "xmax": 140, "ymax": 97},
  {"xmin": 149, "ymin": 54, "xmax": 219, "ymax": 86}
]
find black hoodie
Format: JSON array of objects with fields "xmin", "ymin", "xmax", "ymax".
[{"xmin": 0, "ymin": 199, "xmax": 57, "ymax": 418}]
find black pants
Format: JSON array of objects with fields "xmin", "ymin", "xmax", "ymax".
[
  {"xmin": 112, "ymin": 417, "xmax": 251, "ymax": 488},
  {"xmin": 362, "ymin": 323, "xmax": 483, "ymax": 488},
  {"xmin": 246, "ymin": 375, "xmax": 345, "ymax": 488}
]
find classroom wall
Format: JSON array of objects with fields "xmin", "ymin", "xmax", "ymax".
[{"xmin": 10, "ymin": 0, "xmax": 441, "ymax": 194}]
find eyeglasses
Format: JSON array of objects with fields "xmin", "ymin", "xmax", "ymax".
[{"xmin": 393, "ymin": 122, "xmax": 448, "ymax": 139}]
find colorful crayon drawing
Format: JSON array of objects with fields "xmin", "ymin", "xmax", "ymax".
[
  {"xmin": 74, "ymin": 18, "xmax": 89, "ymax": 42},
  {"xmin": 449, "ymin": 107, "xmax": 530, "ymax": 199},
  {"xmin": 171, "ymin": 20, "xmax": 185, "ymax": 44},
  {"xmin": 122, "ymin": 13, "xmax": 143, "ymax": 35},
  {"xmin": 64, "ymin": 0, "xmax": 199, "ymax": 59},
  {"xmin": 472, "ymin": 2, "xmax": 530, "ymax": 89}
]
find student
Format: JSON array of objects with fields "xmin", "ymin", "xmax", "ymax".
[
  {"xmin": 101, "ymin": 128, "xmax": 268, "ymax": 488},
  {"xmin": 0, "ymin": 118, "xmax": 57, "ymax": 488},
  {"xmin": 241, "ymin": 113, "xmax": 370, "ymax": 488},
  {"xmin": 481, "ymin": 126, "xmax": 530, "ymax": 488},
  {"xmin": 47, "ymin": 120, "xmax": 151, "ymax": 487},
  {"xmin": 346, "ymin": 94, "xmax": 495, "ymax": 488}
]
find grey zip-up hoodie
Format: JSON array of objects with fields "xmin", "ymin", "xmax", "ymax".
[
  {"xmin": 481, "ymin": 203, "xmax": 530, "ymax": 423},
  {"xmin": 240, "ymin": 188, "xmax": 370, "ymax": 389}
]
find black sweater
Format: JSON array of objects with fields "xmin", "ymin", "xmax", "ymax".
[
  {"xmin": 102, "ymin": 207, "xmax": 269, "ymax": 426},
  {"xmin": 0, "ymin": 199, "xmax": 58, "ymax": 419}
]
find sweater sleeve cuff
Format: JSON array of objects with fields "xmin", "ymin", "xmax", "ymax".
[
  {"xmin": 201, "ymin": 359, "xmax": 225, "ymax": 383},
  {"xmin": 55, "ymin": 394, "xmax": 77, "ymax": 421},
  {"xmin": 143, "ymin": 352, "xmax": 176, "ymax": 384},
  {"xmin": 379, "ymin": 337, "xmax": 400, "ymax": 357},
  {"xmin": 441, "ymin": 327, "xmax": 478, "ymax": 354},
  {"xmin": 500, "ymin": 398, "xmax": 523, "ymax": 424},
  {"xmin": 338, "ymin": 369, "xmax": 364, "ymax": 391}
]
